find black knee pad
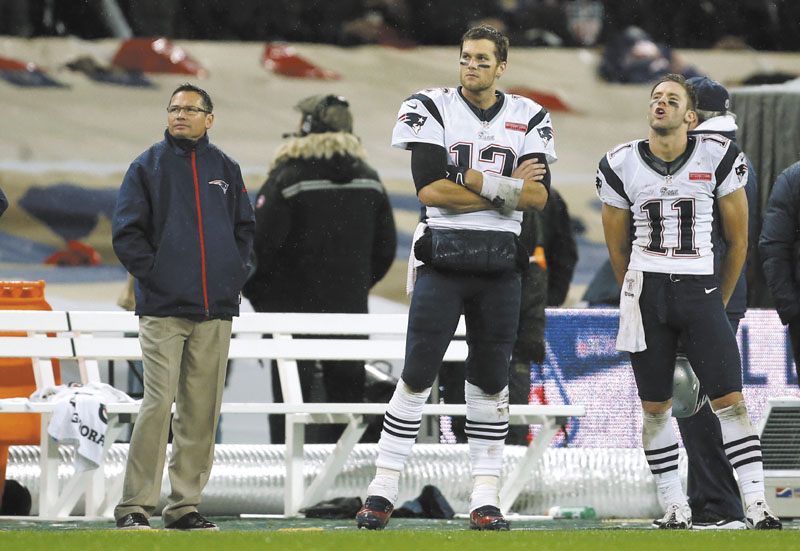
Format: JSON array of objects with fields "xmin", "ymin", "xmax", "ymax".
[
  {"xmin": 399, "ymin": 375, "xmax": 430, "ymax": 394},
  {"xmin": 465, "ymin": 342, "xmax": 512, "ymax": 395}
]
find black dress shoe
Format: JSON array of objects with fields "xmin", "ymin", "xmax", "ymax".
[
  {"xmin": 116, "ymin": 512, "xmax": 152, "ymax": 530},
  {"xmin": 165, "ymin": 511, "xmax": 219, "ymax": 531}
]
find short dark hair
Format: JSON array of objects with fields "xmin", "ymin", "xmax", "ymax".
[
  {"xmin": 169, "ymin": 83, "xmax": 213, "ymax": 113},
  {"xmin": 650, "ymin": 74, "xmax": 697, "ymax": 111},
  {"xmin": 461, "ymin": 25, "xmax": 509, "ymax": 64}
]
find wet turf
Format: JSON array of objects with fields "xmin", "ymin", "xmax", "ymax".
[{"xmin": 1, "ymin": 515, "xmax": 799, "ymax": 533}]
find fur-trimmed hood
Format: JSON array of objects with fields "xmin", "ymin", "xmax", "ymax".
[{"xmin": 270, "ymin": 132, "xmax": 367, "ymax": 171}]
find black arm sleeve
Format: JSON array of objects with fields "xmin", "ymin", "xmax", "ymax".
[
  {"xmin": 409, "ymin": 142, "xmax": 448, "ymax": 194},
  {"xmin": 518, "ymin": 152, "xmax": 551, "ymax": 194}
]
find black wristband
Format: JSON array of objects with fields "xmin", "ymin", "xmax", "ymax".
[{"xmin": 446, "ymin": 164, "xmax": 468, "ymax": 186}]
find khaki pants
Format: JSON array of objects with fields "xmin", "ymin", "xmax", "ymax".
[{"xmin": 114, "ymin": 316, "xmax": 231, "ymax": 524}]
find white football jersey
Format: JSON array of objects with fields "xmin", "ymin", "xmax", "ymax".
[
  {"xmin": 596, "ymin": 135, "xmax": 748, "ymax": 275},
  {"xmin": 392, "ymin": 87, "xmax": 557, "ymax": 234}
]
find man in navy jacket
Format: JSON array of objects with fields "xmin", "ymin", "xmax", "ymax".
[
  {"xmin": 759, "ymin": 160, "xmax": 800, "ymax": 387},
  {"xmin": 112, "ymin": 83, "xmax": 254, "ymax": 531}
]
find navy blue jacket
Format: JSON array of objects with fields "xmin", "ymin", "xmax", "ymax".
[
  {"xmin": 759, "ymin": 161, "xmax": 800, "ymax": 324},
  {"xmin": 112, "ymin": 130, "xmax": 255, "ymax": 318},
  {"xmin": 688, "ymin": 125, "xmax": 757, "ymax": 321}
]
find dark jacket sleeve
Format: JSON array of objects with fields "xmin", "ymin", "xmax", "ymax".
[
  {"xmin": 232, "ymin": 165, "xmax": 255, "ymax": 271},
  {"xmin": 513, "ymin": 210, "xmax": 547, "ymax": 364},
  {"xmin": 759, "ymin": 162, "xmax": 800, "ymax": 324},
  {"xmin": 543, "ymin": 188, "xmax": 577, "ymax": 306},
  {"xmin": 0, "ymin": 186, "xmax": 7, "ymax": 218},
  {"xmin": 515, "ymin": 262, "xmax": 547, "ymax": 363},
  {"xmin": 111, "ymin": 162, "xmax": 157, "ymax": 280},
  {"xmin": 745, "ymin": 156, "xmax": 760, "ymax": 259},
  {"xmin": 370, "ymin": 187, "xmax": 397, "ymax": 287},
  {"xmin": 242, "ymin": 167, "xmax": 293, "ymax": 302}
]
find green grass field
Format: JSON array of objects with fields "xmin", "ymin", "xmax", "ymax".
[
  {"xmin": 2, "ymin": 528, "xmax": 800, "ymax": 551},
  {"xmin": 1, "ymin": 518, "xmax": 799, "ymax": 551}
]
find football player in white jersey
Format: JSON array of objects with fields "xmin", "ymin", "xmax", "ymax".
[
  {"xmin": 597, "ymin": 74, "xmax": 781, "ymax": 530},
  {"xmin": 356, "ymin": 25, "xmax": 555, "ymax": 531}
]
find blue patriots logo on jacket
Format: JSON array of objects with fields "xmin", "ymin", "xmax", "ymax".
[
  {"xmin": 209, "ymin": 179, "xmax": 229, "ymax": 193},
  {"xmin": 400, "ymin": 113, "xmax": 427, "ymax": 135}
]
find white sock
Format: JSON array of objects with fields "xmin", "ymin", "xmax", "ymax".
[
  {"xmin": 465, "ymin": 382, "xmax": 509, "ymax": 477},
  {"xmin": 374, "ymin": 380, "xmax": 431, "ymax": 472},
  {"xmin": 642, "ymin": 408, "xmax": 687, "ymax": 508},
  {"xmin": 470, "ymin": 474, "xmax": 500, "ymax": 511},
  {"xmin": 366, "ymin": 467, "xmax": 400, "ymax": 504},
  {"xmin": 715, "ymin": 401, "xmax": 766, "ymax": 507}
]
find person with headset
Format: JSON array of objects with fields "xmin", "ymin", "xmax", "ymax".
[{"xmin": 243, "ymin": 94, "xmax": 397, "ymax": 444}]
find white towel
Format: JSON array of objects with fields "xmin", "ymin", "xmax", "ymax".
[
  {"xmin": 31, "ymin": 382, "xmax": 134, "ymax": 472},
  {"xmin": 406, "ymin": 222, "xmax": 427, "ymax": 295},
  {"xmin": 616, "ymin": 269, "xmax": 647, "ymax": 352}
]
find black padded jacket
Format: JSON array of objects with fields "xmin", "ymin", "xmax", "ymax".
[{"xmin": 243, "ymin": 132, "xmax": 397, "ymax": 313}]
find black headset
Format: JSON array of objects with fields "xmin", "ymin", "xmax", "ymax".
[{"xmin": 300, "ymin": 94, "xmax": 349, "ymax": 135}]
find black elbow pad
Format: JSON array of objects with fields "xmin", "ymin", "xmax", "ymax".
[
  {"xmin": 410, "ymin": 143, "xmax": 449, "ymax": 193},
  {"xmin": 519, "ymin": 153, "xmax": 551, "ymax": 196}
]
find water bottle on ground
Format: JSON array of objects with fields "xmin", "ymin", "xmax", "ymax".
[{"xmin": 547, "ymin": 506, "xmax": 596, "ymax": 519}]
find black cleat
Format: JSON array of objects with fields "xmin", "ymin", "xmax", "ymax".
[
  {"xmin": 356, "ymin": 495, "xmax": 394, "ymax": 530},
  {"xmin": 651, "ymin": 503, "xmax": 691, "ymax": 529},
  {"xmin": 745, "ymin": 500, "xmax": 782, "ymax": 530},
  {"xmin": 469, "ymin": 505, "xmax": 510, "ymax": 531}
]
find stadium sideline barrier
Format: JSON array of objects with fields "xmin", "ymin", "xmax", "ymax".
[{"xmin": 0, "ymin": 310, "xmax": 584, "ymax": 519}]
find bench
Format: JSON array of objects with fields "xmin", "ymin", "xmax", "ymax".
[{"xmin": 0, "ymin": 309, "xmax": 585, "ymax": 519}]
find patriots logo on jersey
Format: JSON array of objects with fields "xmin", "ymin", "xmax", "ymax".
[
  {"xmin": 399, "ymin": 113, "xmax": 427, "ymax": 135},
  {"xmin": 595, "ymin": 176, "xmax": 602, "ymax": 192},
  {"xmin": 537, "ymin": 126, "xmax": 554, "ymax": 147},
  {"xmin": 735, "ymin": 162, "xmax": 747, "ymax": 182}
]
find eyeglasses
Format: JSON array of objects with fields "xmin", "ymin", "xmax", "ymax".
[{"xmin": 167, "ymin": 105, "xmax": 210, "ymax": 115}]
